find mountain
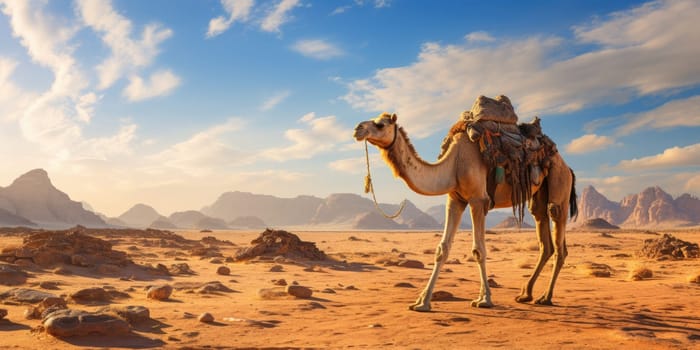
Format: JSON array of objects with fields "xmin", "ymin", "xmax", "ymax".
[
  {"xmin": 426, "ymin": 204, "xmax": 535, "ymax": 229},
  {"xmin": 0, "ymin": 208, "xmax": 37, "ymax": 227},
  {"xmin": 229, "ymin": 216, "xmax": 266, "ymax": 229},
  {"xmin": 352, "ymin": 211, "xmax": 405, "ymax": 230},
  {"xmin": 169, "ymin": 210, "xmax": 228, "ymax": 229},
  {"xmin": 0, "ymin": 169, "xmax": 106, "ymax": 228},
  {"xmin": 493, "ymin": 216, "xmax": 535, "ymax": 229},
  {"xmin": 150, "ymin": 215, "xmax": 178, "ymax": 229},
  {"xmin": 577, "ymin": 186, "xmax": 700, "ymax": 227},
  {"xmin": 202, "ymin": 191, "xmax": 323, "ymax": 226},
  {"xmin": 118, "ymin": 203, "xmax": 162, "ymax": 228}
]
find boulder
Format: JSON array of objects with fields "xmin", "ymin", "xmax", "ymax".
[
  {"xmin": 0, "ymin": 308, "xmax": 7, "ymax": 320},
  {"xmin": 0, "ymin": 288, "xmax": 57, "ymax": 303},
  {"xmin": 43, "ymin": 309, "xmax": 130, "ymax": 337},
  {"xmin": 235, "ymin": 229, "xmax": 326, "ymax": 261},
  {"xmin": 70, "ymin": 287, "xmax": 111, "ymax": 304},
  {"xmin": 285, "ymin": 285, "xmax": 313, "ymax": 299},
  {"xmin": 147, "ymin": 285, "xmax": 173, "ymax": 300},
  {"xmin": 99, "ymin": 305, "xmax": 150, "ymax": 324},
  {"xmin": 216, "ymin": 266, "xmax": 230, "ymax": 275},
  {"xmin": 0, "ymin": 263, "xmax": 27, "ymax": 286},
  {"xmin": 198, "ymin": 312, "xmax": 214, "ymax": 323}
]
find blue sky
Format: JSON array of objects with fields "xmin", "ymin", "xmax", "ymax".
[{"xmin": 0, "ymin": 0, "xmax": 698, "ymax": 217}]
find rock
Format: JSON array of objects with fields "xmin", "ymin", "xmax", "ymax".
[
  {"xmin": 235, "ymin": 229, "xmax": 326, "ymax": 261},
  {"xmin": 0, "ymin": 308, "xmax": 7, "ymax": 320},
  {"xmin": 0, "ymin": 288, "xmax": 57, "ymax": 303},
  {"xmin": 43, "ymin": 310, "xmax": 131, "ymax": 337},
  {"xmin": 198, "ymin": 312, "xmax": 214, "ymax": 323},
  {"xmin": 431, "ymin": 290, "xmax": 454, "ymax": 301},
  {"xmin": 39, "ymin": 281, "xmax": 60, "ymax": 290},
  {"xmin": 445, "ymin": 258, "xmax": 461, "ymax": 265},
  {"xmin": 394, "ymin": 282, "xmax": 416, "ymax": 288},
  {"xmin": 147, "ymin": 285, "xmax": 173, "ymax": 300},
  {"xmin": 639, "ymin": 234, "xmax": 699, "ymax": 260},
  {"xmin": 169, "ymin": 263, "xmax": 196, "ymax": 275},
  {"xmin": 27, "ymin": 297, "xmax": 68, "ymax": 319},
  {"xmin": 216, "ymin": 266, "xmax": 230, "ymax": 275},
  {"xmin": 100, "ymin": 305, "xmax": 150, "ymax": 324},
  {"xmin": 269, "ymin": 265, "xmax": 283, "ymax": 272},
  {"xmin": 272, "ymin": 279, "xmax": 287, "ymax": 286},
  {"xmin": 0, "ymin": 263, "xmax": 27, "ymax": 286},
  {"xmin": 70, "ymin": 287, "xmax": 111, "ymax": 303},
  {"xmin": 286, "ymin": 285, "xmax": 313, "ymax": 299},
  {"xmin": 321, "ymin": 288, "xmax": 336, "ymax": 294},
  {"xmin": 197, "ymin": 281, "xmax": 233, "ymax": 294},
  {"xmin": 209, "ymin": 258, "xmax": 223, "ymax": 264},
  {"xmin": 487, "ymin": 278, "xmax": 500, "ymax": 288},
  {"xmin": 258, "ymin": 287, "xmax": 287, "ymax": 300},
  {"xmin": 397, "ymin": 259, "xmax": 424, "ymax": 269},
  {"xmin": 20, "ymin": 231, "xmax": 129, "ymax": 268}
]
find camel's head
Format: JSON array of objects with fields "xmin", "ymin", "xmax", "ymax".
[{"xmin": 353, "ymin": 112, "xmax": 398, "ymax": 148}]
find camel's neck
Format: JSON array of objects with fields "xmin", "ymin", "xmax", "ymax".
[{"xmin": 379, "ymin": 127, "xmax": 458, "ymax": 196}]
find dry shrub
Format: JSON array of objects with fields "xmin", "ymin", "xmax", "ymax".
[
  {"xmin": 513, "ymin": 241, "xmax": 540, "ymax": 252},
  {"xmin": 628, "ymin": 265, "xmax": 653, "ymax": 281},
  {"xmin": 580, "ymin": 262, "xmax": 613, "ymax": 277}
]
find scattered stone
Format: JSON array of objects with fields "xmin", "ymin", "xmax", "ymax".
[
  {"xmin": 487, "ymin": 278, "xmax": 500, "ymax": 288},
  {"xmin": 303, "ymin": 265, "xmax": 325, "ymax": 272},
  {"xmin": 102, "ymin": 305, "xmax": 150, "ymax": 324},
  {"xmin": 169, "ymin": 263, "xmax": 196, "ymax": 275},
  {"xmin": 235, "ymin": 229, "xmax": 326, "ymax": 261},
  {"xmin": 431, "ymin": 290, "xmax": 454, "ymax": 301},
  {"xmin": 39, "ymin": 281, "xmax": 60, "ymax": 290},
  {"xmin": 639, "ymin": 234, "xmax": 699, "ymax": 260},
  {"xmin": 445, "ymin": 258, "xmax": 461, "ymax": 265},
  {"xmin": 582, "ymin": 262, "xmax": 613, "ymax": 277},
  {"xmin": 272, "ymin": 279, "xmax": 288, "ymax": 286},
  {"xmin": 52, "ymin": 266, "xmax": 72, "ymax": 275},
  {"xmin": 423, "ymin": 248, "xmax": 435, "ymax": 254},
  {"xmin": 298, "ymin": 302, "xmax": 325, "ymax": 310},
  {"xmin": 285, "ymin": 285, "xmax": 313, "ymax": 299},
  {"xmin": 0, "ymin": 263, "xmax": 28, "ymax": 286},
  {"xmin": 197, "ymin": 281, "xmax": 234, "ymax": 294},
  {"xmin": 344, "ymin": 285, "xmax": 358, "ymax": 290},
  {"xmin": 70, "ymin": 287, "xmax": 111, "ymax": 303},
  {"xmin": 321, "ymin": 288, "xmax": 336, "ymax": 294},
  {"xmin": 216, "ymin": 266, "xmax": 230, "ymax": 275},
  {"xmin": 269, "ymin": 265, "xmax": 284, "ymax": 272},
  {"xmin": 368, "ymin": 323, "xmax": 383, "ymax": 328},
  {"xmin": 209, "ymin": 258, "xmax": 223, "ymax": 264},
  {"xmin": 43, "ymin": 309, "xmax": 130, "ymax": 337},
  {"xmin": 198, "ymin": 312, "xmax": 214, "ymax": 323},
  {"xmin": 397, "ymin": 259, "xmax": 424, "ymax": 269},
  {"xmin": 147, "ymin": 285, "xmax": 173, "ymax": 300},
  {"xmin": 25, "ymin": 297, "xmax": 68, "ymax": 319},
  {"xmin": 394, "ymin": 282, "xmax": 416, "ymax": 288},
  {"xmin": 629, "ymin": 267, "xmax": 654, "ymax": 281},
  {"xmin": 258, "ymin": 287, "xmax": 287, "ymax": 300},
  {"xmin": 273, "ymin": 256, "xmax": 287, "ymax": 264},
  {"xmin": 0, "ymin": 288, "xmax": 57, "ymax": 304},
  {"xmin": 0, "ymin": 308, "xmax": 7, "ymax": 320}
]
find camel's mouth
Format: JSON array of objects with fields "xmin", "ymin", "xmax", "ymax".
[{"xmin": 353, "ymin": 124, "xmax": 368, "ymax": 141}]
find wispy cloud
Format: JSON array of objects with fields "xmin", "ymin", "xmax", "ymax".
[
  {"xmin": 465, "ymin": 31, "xmax": 495, "ymax": 43},
  {"xmin": 565, "ymin": 134, "xmax": 619, "ymax": 154},
  {"xmin": 206, "ymin": 0, "xmax": 254, "ymax": 38},
  {"xmin": 76, "ymin": 0, "xmax": 173, "ymax": 90},
  {"xmin": 261, "ymin": 0, "xmax": 300, "ymax": 33},
  {"xmin": 262, "ymin": 112, "xmax": 350, "ymax": 161},
  {"xmin": 343, "ymin": 0, "xmax": 700, "ymax": 138},
  {"xmin": 615, "ymin": 95, "xmax": 700, "ymax": 136},
  {"xmin": 291, "ymin": 39, "xmax": 343, "ymax": 60},
  {"xmin": 329, "ymin": 154, "xmax": 381, "ymax": 174},
  {"xmin": 260, "ymin": 90, "xmax": 291, "ymax": 111},
  {"xmin": 617, "ymin": 143, "xmax": 700, "ymax": 170},
  {"xmin": 123, "ymin": 70, "xmax": 181, "ymax": 102}
]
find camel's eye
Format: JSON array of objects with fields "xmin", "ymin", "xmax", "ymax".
[{"xmin": 373, "ymin": 121, "xmax": 385, "ymax": 129}]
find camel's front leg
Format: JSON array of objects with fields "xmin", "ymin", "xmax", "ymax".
[
  {"xmin": 469, "ymin": 197, "xmax": 493, "ymax": 308},
  {"xmin": 409, "ymin": 195, "xmax": 465, "ymax": 312}
]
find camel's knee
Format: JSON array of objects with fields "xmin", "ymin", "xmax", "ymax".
[
  {"xmin": 469, "ymin": 197, "xmax": 490, "ymax": 214},
  {"xmin": 547, "ymin": 203, "xmax": 561, "ymax": 219},
  {"xmin": 471, "ymin": 247, "xmax": 485, "ymax": 263},
  {"xmin": 434, "ymin": 242, "xmax": 449, "ymax": 264}
]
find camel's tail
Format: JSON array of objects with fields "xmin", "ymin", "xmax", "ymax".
[{"xmin": 569, "ymin": 168, "xmax": 578, "ymax": 221}]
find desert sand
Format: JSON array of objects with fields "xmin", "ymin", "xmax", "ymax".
[{"xmin": 0, "ymin": 227, "xmax": 699, "ymax": 349}]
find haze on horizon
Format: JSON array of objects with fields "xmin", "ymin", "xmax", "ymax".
[{"xmin": 0, "ymin": 0, "xmax": 699, "ymax": 217}]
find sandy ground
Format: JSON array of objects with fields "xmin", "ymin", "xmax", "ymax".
[{"xmin": 0, "ymin": 228, "xmax": 699, "ymax": 349}]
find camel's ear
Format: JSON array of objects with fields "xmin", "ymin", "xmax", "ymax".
[{"xmin": 391, "ymin": 113, "xmax": 397, "ymax": 123}]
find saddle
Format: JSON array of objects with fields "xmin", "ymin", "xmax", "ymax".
[{"xmin": 441, "ymin": 95, "xmax": 559, "ymax": 224}]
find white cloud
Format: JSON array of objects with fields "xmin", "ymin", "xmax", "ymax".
[
  {"xmin": 0, "ymin": 57, "xmax": 35, "ymax": 121},
  {"xmin": 206, "ymin": 0, "xmax": 255, "ymax": 38},
  {"xmin": 465, "ymin": 31, "xmax": 495, "ymax": 43},
  {"xmin": 152, "ymin": 118, "xmax": 247, "ymax": 175},
  {"xmin": 76, "ymin": 0, "xmax": 173, "ymax": 90},
  {"xmin": 260, "ymin": 0, "xmax": 300, "ymax": 33},
  {"xmin": 617, "ymin": 143, "xmax": 700, "ymax": 170},
  {"xmin": 262, "ymin": 112, "xmax": 350, "ymax": 161},
  {"xmin": 291, "ymin": 39, "xmax": 343, "ymax": 60},
  {"xmin": 565, "ymin": 134, "xmax": 618, "ymax": 154},
  {"xmin": 260, "ymin": 90, "xmax": 291, "ymax": 111},
  {"xmin": 616, "ymin": 95, "xmax": 700, "ymax": 135},
  {"xmin": 123, "ymin": 70, "xmax": 181, "ymax": 102},
  {"xmin": 329, "ymin": 154, "xmax": 381, "ymax": 174},
  {"xmin": 343, "ymin": 0, "xmax": 700, "ymax": 138}
]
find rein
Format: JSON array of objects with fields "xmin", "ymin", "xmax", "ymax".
[{"xmin": 363, "ymin": 125, "xmax": 406, "ymax": 219}]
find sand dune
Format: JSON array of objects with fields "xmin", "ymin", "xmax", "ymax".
[{"xmin": 0, "ymin": 227, "xmax": 698, "ymax": 349}]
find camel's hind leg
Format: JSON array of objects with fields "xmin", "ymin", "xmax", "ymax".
[
  {"xmin": 409, "ymin": 194, "xmax": 466, "ymax": 312},
  {"xmin": 516, "ymin": 182, "xmax": 553, "ymax": 303},
  {"xmin": 469, "ymin": 196, "xmax": 493, "ymax": 308}
]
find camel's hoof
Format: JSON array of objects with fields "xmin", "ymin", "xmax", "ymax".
[
  {"xmin": 470, "ymin": 299, "xmax": 493, "ymax": 308},
  {"xmin": 409, "ymin": 303, "xmax": 431, "ymax": 312},
  {"xmin": 515, "ymin": 295, "xmax": 533, "ymax": 303},
  {"xmin": 534, "ymin": 297, "xmax": 553, "ymax": 306}
]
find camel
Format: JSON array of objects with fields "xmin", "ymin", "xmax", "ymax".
[{"xmin": 353, "ymin": 112, "xmax": 577, "ymax": 311}]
